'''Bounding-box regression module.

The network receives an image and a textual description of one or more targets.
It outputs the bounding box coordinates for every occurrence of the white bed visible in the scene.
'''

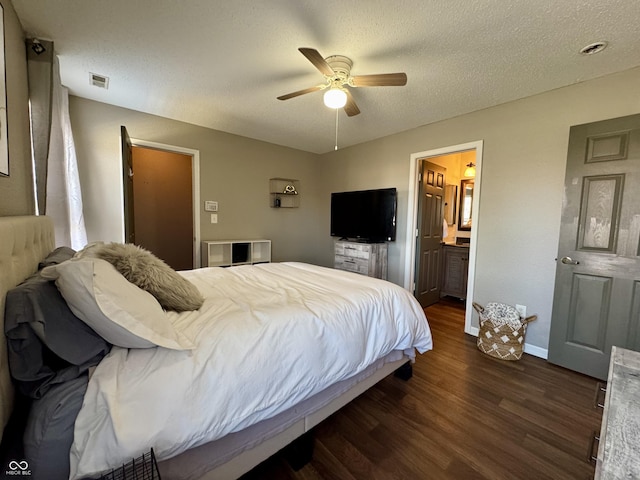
[0,216,432,480]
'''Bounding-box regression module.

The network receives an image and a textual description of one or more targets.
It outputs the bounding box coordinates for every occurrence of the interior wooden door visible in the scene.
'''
[414,160,445,307]
[132,146,194,271]
[548,113,640,380]
[120,126,135,243]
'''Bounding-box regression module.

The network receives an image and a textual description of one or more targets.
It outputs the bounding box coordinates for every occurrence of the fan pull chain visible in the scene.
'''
[334,108,339,151]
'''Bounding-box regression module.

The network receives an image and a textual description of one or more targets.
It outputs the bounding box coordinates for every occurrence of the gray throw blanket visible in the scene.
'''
[4,247,110,398]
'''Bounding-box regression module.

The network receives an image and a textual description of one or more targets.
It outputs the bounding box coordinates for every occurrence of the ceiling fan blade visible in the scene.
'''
[277,84,324,101]
[351,73,407,87]
[299,48,335,76]
[344,89,360,117]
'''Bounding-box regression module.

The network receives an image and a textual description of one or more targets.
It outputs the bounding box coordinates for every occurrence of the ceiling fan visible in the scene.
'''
[277,48,407,117]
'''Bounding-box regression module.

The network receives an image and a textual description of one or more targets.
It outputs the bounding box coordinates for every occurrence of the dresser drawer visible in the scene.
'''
[336,243,371,260]
[335,256,370,275]
[333,241,387,279]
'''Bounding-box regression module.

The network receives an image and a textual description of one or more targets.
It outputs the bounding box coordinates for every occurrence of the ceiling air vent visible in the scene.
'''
[90,73,109,89]
[579,41,608,56]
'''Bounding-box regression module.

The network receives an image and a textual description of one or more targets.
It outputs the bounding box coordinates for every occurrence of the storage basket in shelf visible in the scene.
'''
[100,449,160,480]
[473,302,537,361]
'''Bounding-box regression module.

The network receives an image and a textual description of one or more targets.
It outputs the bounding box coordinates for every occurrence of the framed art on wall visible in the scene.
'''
[0,3,8,176]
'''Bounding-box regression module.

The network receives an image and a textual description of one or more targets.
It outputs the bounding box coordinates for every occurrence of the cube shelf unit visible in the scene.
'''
[270,178,299,208]
[202,240,271,267]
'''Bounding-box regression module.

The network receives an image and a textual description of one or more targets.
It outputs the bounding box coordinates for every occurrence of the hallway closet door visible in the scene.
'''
[548,113,640,380]
[131,146,194,271]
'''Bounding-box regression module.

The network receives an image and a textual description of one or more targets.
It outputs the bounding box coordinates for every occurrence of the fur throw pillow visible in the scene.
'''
[77,242,204,312]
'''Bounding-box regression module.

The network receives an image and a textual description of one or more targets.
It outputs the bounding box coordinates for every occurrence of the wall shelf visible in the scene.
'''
[202,239,271,267]
[270,178,299,208]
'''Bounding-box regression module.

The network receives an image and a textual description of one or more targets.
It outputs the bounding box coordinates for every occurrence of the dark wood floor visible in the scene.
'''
[242,298,602,479]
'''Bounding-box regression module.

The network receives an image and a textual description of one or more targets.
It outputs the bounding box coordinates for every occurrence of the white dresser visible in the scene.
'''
[334,241,388,280]
[594,346,640,479]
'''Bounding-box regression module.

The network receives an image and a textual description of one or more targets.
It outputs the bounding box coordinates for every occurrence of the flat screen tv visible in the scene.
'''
[330,187,397,242]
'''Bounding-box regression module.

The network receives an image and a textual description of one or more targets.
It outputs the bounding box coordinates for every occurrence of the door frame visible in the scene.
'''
[119,137,201,268]
[405,140,484,334]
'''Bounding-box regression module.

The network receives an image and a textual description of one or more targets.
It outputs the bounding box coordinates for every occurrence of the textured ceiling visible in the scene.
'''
[13,0,640,154]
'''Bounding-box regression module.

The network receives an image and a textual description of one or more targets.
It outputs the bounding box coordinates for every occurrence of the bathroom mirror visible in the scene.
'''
[458,179,474,230]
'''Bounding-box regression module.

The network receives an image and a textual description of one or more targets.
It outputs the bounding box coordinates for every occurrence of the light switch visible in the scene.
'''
[205,201,218,212]
[210,213,218,224]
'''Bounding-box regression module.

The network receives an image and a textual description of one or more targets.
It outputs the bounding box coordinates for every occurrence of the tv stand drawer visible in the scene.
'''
[335,243,372,260]
[334,241,388,280]
[335,256,370,275]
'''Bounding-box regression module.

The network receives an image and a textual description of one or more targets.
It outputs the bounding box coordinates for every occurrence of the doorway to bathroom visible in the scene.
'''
[406,140,483,333]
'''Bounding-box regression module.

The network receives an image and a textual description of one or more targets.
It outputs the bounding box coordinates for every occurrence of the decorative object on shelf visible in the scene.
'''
[270,178,300,208]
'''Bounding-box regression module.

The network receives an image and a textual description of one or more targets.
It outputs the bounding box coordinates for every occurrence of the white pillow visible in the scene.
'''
[42,258,194,350]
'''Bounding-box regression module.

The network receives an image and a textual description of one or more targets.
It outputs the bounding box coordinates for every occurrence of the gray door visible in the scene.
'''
[548,113,640,380]
[415,160,445,307]
[121,125,135,244]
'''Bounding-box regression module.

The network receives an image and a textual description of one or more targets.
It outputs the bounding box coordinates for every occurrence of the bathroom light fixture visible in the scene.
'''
[323,88,347,109]
[464,162,476,177]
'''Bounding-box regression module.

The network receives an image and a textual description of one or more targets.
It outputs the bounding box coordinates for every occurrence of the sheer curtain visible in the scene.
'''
[29,44,87,249]
[45,57,87,248]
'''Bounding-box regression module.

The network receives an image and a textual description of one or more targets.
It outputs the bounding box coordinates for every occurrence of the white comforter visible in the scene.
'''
[69,262,432,479]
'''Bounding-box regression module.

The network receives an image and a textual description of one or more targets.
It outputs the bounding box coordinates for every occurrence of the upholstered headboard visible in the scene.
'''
[0,216,54,440]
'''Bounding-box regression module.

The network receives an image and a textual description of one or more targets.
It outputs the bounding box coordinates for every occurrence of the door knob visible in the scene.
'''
[560,256,580,265]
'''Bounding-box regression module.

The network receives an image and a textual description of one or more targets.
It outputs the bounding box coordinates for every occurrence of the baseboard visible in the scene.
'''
[465,326,548,360]
[523,343,548,359]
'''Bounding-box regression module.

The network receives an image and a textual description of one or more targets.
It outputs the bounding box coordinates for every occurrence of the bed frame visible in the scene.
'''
[0,215,412,479]
[159,353,410,480]
[0,216,55,441]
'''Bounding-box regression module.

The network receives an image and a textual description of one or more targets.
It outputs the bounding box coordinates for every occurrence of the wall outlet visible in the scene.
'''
[205,201,218,212]
[515,304,526,318]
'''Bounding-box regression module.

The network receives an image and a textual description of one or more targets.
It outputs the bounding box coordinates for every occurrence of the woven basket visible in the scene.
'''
[473,302,537,361]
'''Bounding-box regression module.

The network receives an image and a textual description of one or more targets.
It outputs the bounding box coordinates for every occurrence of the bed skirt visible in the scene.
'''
[158,350,407,480]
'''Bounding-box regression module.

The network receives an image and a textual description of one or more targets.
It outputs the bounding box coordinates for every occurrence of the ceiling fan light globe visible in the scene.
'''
[323,88,347,109]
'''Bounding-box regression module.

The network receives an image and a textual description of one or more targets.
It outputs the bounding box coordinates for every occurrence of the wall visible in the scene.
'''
[318,67,640,353]
[68,67,640,354]
[68,97,325,265]
[0,0,34,215]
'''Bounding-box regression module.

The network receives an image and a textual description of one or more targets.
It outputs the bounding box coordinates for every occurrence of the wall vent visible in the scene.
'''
[90,73,109,89]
